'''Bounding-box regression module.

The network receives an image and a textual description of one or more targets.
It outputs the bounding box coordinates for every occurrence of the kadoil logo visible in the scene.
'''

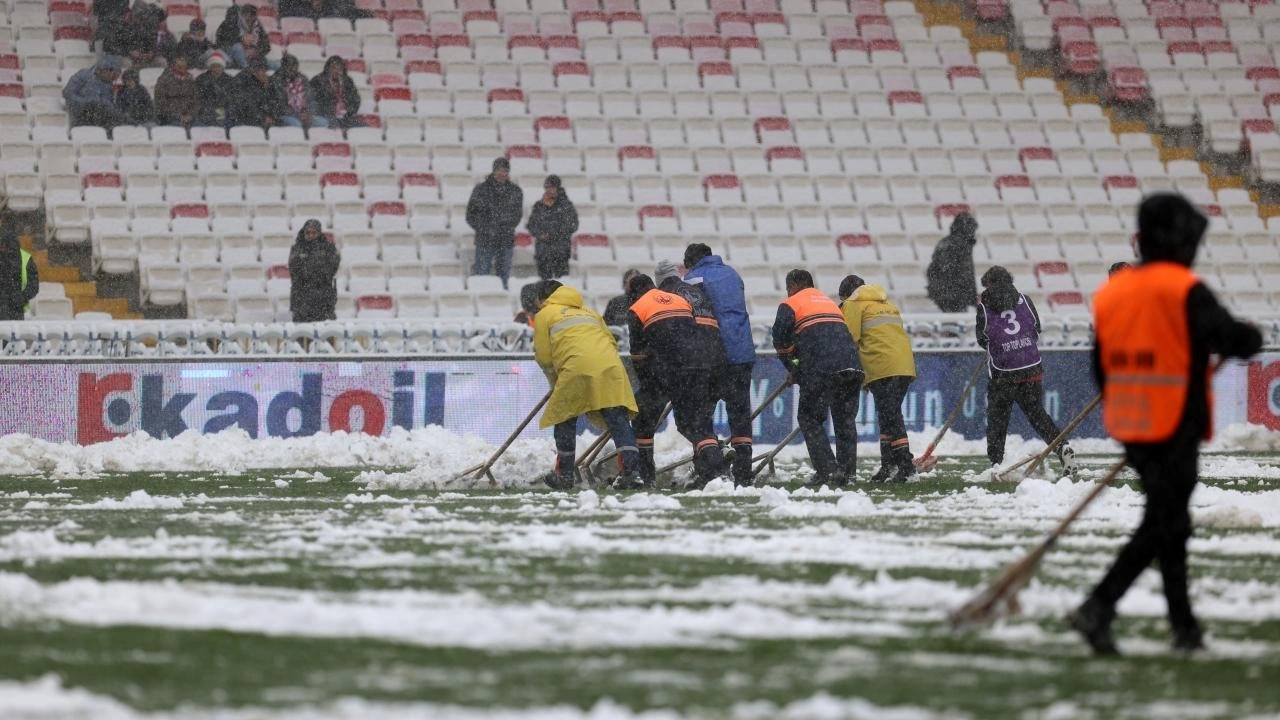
[76,370,445,444]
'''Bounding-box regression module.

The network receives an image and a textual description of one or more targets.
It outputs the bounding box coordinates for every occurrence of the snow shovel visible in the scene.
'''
[949,458,1126,629]
[994,394,1101,483]
[655,378,793,477]
[449,389,551,487]
[751,425,802,479]
[913,359,985,472]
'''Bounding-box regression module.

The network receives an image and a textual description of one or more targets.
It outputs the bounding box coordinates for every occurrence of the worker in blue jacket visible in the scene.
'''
[683,243,757,486]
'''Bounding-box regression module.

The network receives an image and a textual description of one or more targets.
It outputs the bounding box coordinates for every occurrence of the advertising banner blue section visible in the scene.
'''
[722,351,1103,444]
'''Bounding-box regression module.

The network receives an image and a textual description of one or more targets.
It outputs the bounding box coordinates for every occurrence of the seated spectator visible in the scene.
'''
[155,56,198,127]
[279,0,369,21]
[116,69,154,125]
[310,56,363,129]
[95,0,131,57]
[123,2,172,68]
[230,58,283,129]
[63,56,126,129]
[216,4,272,70]
[195,51,234,127]
[176,18,214,69]
[272,54,327,130]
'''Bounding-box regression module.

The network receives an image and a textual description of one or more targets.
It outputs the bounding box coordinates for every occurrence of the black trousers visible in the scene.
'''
[797,369,862,478]
[868,376,912,446]
[717,362,755,482]
[633,366,722,480]
[1089,434,1199,632]
[535,244,570,279]
[986,377,1061,465]
[554,406,638,477]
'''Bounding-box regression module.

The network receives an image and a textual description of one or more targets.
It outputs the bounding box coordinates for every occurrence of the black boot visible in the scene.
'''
[731,441,753,487]
[541,452,578,491]
[1171,619,1204,653]
[870,438,892,482]
[637,441,656,484]
[1066,598,1119,656]
[689,441,727,490]
[885,446,916,483]
[804,470,849,489]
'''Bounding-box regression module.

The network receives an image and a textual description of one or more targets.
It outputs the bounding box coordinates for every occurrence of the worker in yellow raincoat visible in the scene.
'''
[533,280,640,490]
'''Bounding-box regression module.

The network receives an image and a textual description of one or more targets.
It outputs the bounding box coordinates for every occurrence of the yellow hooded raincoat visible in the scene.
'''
[533,284,639,428]
[841,284,916,384]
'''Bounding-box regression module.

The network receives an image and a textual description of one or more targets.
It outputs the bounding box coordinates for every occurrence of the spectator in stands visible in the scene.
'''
[229,58,283,129]
[154,56,198,127]
[926,212,980,313]
[466,158,524,289]
[63,56,126,129]
[0,226,38,321]
[602,269,640,326]
[115,69,154,125]
[526,175,578,280]
[95,0,131,57]
[272,54,326,130]
[279,0,369,21]
[176,18,214,69]
[1108,261,1132,276]
[195,51,234,127]
[288,219,340,323]
[216,4,271,70]
[122,2,171,68]
[310,56,363,129]
[513,283,538,327]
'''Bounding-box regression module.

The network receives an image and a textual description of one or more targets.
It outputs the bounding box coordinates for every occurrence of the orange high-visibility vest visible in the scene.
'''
[629,288,693,328]
[1093,261,1209,442]
[783,287,845,335]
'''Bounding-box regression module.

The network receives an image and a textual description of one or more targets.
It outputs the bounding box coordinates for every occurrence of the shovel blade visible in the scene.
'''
[913,455,940,471]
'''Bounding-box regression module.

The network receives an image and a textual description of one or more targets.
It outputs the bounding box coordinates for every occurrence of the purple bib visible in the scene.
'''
[982,294,1041,371]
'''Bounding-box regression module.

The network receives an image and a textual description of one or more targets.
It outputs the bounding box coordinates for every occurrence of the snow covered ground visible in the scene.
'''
[0,425,1278,719]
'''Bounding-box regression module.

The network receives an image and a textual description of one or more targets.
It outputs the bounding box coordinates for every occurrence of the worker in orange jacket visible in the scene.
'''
[1068,194,1262,655]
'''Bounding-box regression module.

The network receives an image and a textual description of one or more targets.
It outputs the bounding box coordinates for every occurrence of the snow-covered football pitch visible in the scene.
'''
[0,426,1278,720]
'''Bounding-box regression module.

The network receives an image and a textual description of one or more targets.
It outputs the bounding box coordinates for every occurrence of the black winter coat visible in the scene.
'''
[229,72,283,128]
[195,70,234,126]
[466,176,524,246]
[216,7,270,58]
[288,233,340,322]
[526,189,578,259]
[309,73,361,121]
[0,239,38,321]
[116,85,154,125]
[926,215,979,313]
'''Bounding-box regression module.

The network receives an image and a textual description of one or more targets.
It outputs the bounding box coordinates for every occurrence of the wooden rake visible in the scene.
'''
[448,390,551,487]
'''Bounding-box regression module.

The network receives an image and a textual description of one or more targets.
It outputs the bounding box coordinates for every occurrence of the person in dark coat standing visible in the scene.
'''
[288,219,340,323]
[310,56,363,129]
[466,157,524,289]
[1068,194,1263,656]
[926,213,980,313]
[526,174,578,280]
[0,226,38,320]
[772,269,864,488]
[229,58,282,129]
[684,243,757,486]
[976,266,1078,475]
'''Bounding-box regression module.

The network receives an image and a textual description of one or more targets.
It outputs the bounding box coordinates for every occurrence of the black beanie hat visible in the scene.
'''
[837,274,865,301]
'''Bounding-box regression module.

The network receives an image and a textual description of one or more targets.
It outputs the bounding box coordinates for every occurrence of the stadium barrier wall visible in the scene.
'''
[0,351,1276,445]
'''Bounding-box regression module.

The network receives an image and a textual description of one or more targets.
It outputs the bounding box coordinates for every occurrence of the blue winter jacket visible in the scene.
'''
[684,254,756,365]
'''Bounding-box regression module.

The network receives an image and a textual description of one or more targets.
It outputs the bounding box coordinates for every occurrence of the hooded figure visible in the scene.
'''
[216,3,270,68]
[62,56,125,128]
[926,213,979,313]
[839,274,917,483]
[1068,193,1263,657]
[526,174,578,280]
[466,157,524,287]
[310,56,363,128]
[532,281,640,490]
[0,226,38,321]
[272,54,326,129]
[287,219,340,323]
